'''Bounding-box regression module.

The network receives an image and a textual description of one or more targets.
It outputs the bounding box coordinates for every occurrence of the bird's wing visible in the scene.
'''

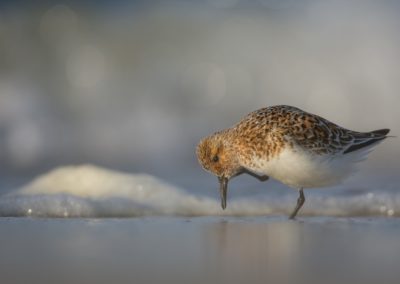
[281,112,349,155]
[342,129,390,154]
[283,111,390,155]
[236,105,389,156]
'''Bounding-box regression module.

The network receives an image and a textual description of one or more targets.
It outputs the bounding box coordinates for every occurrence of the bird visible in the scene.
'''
[196,105,390,219]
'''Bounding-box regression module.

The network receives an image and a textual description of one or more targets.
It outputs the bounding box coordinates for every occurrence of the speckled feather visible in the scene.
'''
[197,105,390,189]
[232,105,388,158]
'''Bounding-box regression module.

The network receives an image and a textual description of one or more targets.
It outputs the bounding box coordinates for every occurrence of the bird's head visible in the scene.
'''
[196,132,241,210]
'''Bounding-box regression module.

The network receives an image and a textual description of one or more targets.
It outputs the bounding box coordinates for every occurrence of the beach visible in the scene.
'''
[1,216,399,284]
[0,1,400,283]
[0,165,399,284]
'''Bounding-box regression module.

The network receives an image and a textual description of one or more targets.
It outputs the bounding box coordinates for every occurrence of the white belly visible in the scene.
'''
[247,147,357,189]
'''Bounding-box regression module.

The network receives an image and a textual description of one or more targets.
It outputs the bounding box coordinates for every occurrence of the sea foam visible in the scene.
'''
[0,164,398,218]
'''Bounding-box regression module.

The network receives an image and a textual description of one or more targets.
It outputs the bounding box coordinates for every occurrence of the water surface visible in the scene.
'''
[1,217,399,284]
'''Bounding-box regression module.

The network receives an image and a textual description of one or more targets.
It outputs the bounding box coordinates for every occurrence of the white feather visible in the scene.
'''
[246,141,383,189]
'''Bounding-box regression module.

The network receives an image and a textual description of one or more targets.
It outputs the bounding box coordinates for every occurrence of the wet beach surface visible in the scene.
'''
[1,165,400,284]
[1,216,399,284]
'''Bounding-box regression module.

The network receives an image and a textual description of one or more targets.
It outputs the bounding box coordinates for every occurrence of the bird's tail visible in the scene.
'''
[343,128,390,154]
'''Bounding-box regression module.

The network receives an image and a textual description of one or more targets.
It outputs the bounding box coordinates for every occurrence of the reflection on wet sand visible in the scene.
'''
[0,217,399,284]
[203,218,400,284]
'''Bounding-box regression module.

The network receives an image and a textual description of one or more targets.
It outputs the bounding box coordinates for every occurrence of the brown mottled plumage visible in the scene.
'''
[196,105,390,219]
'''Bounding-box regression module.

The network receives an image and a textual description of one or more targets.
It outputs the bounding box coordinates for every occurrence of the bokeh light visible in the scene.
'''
[0,0,398,179]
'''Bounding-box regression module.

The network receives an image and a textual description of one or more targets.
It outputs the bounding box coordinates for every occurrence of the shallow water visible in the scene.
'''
[1,216,399,284]
[1,165,400,284]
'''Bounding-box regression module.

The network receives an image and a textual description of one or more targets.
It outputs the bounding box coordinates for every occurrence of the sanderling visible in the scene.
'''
[196,105,390,219]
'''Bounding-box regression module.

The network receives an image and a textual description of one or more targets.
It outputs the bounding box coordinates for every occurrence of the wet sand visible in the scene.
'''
[1,216,399,284]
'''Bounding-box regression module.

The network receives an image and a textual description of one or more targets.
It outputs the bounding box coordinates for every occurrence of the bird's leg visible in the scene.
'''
[243,169,269,182]
[231,168,269,182]
[289,188,305,220]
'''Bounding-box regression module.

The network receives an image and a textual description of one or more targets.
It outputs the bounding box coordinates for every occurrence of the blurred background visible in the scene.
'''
[2,3,400,283]
[0,0,399,191]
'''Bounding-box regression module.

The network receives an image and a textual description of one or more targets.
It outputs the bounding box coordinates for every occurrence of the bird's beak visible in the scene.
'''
[218,176,228,210]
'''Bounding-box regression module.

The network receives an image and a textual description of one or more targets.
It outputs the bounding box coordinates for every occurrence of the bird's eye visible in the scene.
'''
[212,155,219,162]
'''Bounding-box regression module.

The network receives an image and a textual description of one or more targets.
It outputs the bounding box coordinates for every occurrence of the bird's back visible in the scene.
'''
[235,105,390,156]
[233,105,390,188]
